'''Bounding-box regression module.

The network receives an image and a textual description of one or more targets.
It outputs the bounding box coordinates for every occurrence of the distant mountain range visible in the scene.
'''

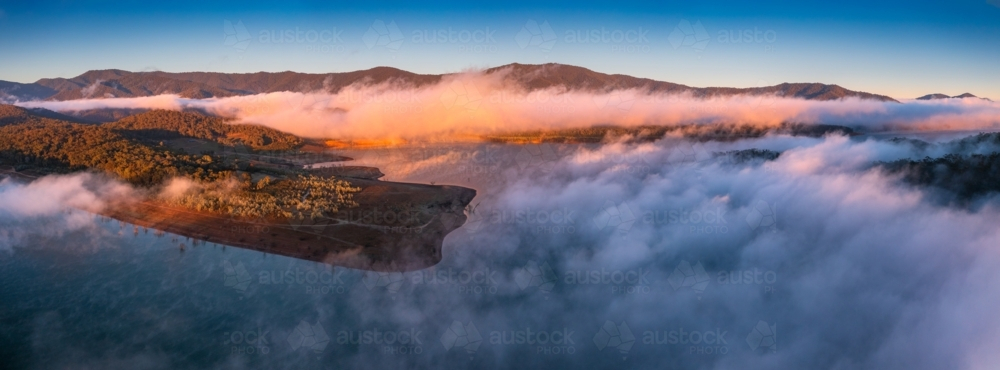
[916,93,992,101]
[0,63,906,103]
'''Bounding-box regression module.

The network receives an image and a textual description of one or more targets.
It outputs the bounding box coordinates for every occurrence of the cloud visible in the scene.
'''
[0,173,131,216]
[15,70,1000,140]
[157,177,198,200]
[17,94,185,111]
[80,79,105,98]
[0,173,135,253]
[308,134,1000,368]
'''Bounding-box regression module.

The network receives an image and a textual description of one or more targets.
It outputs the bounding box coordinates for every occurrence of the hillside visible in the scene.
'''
[0,80,56,102]
[1,63,898,102]
[916,93,992,101]
[28,67,441,100]
[879,152,1000,203]
[36,71,238,100]
[0,105,222,185]
[486,63,899,102]
[0,105,94,126]
[106,110,302,151]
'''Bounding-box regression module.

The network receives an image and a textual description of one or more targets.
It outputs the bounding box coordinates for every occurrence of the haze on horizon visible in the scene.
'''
[1,0,999,100]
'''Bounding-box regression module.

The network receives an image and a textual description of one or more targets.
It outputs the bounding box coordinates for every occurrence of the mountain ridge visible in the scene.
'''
[916,92,992,101]
[0,63,902,103]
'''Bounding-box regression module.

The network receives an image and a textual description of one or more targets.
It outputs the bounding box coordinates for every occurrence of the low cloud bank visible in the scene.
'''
[16,71,1000,140]
[313,134,1000,369]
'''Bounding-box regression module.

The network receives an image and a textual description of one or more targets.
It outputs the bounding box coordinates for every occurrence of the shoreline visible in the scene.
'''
[1,164,477,272]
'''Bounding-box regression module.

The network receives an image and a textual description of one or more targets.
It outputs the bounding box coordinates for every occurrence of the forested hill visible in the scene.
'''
[877,133,1000,204]
[106,110,302,151]
[0,105,227,186]
[0,104,359,220]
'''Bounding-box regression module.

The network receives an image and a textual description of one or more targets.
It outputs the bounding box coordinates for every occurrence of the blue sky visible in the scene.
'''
[1,0,998,99]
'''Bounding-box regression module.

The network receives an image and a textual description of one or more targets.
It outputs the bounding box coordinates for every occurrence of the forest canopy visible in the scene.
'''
[107,109,302,151]
[0,105,357,220]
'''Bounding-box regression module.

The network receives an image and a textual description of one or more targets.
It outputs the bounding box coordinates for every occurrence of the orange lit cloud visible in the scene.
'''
[17,71,1000,140]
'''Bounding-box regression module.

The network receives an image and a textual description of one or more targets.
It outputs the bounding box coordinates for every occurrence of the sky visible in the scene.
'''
[0,0,999,100]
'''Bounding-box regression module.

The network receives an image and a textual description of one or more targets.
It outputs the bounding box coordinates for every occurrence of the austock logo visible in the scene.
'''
[224,260,348,295]
[668,20,710,52]
[362,263,406,295]
[410,26,498,53]
[563,267,653,294]
[224,20,252,51]
[595,320,733,358]
[462,194,579,236]
[223,260,252,292]
[223,20,345,53]
[363,20,404,51]
[513,260,558,294]
[563,26,651,54]
[487,327,577,354]
[642,327,730,355]
[667,19,776,53]
[336,207,424,230]
[592,91,636,112]
[665,142,711,164]
[442,321,574,355]
[288,320,330,353]
[335,328,424,355]
[667,260,711,295]
[643,207,729,235]
[257,266,348,295]
[716,27,777,49]
[718,268,777,293]
[225,327,271,355]
[410,267,500,295]
[669,260,778,295]
[515,20,557,52]
[745,200,777,232]
[513,144,560,173]
[593,320,635,359]
[593,201,637,235]
[285,93,332,111]
[746,320,776,353]
[482,207,579,234]
[576,147,656,178]
[440,80,484,112]
[455,145,504,181]
[441,320,483,355]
